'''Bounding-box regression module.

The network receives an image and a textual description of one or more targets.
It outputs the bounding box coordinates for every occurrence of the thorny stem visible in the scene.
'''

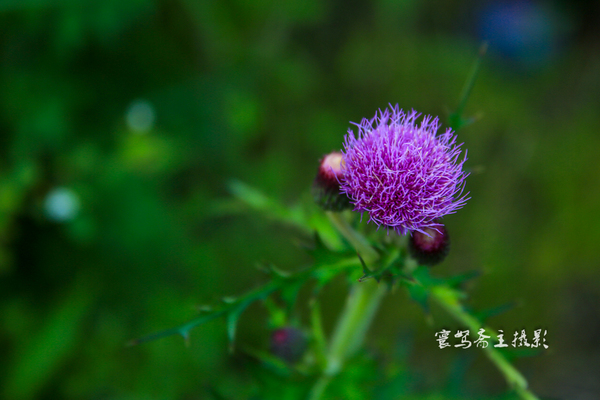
[326,211,379,261]
[431,286,540,400]
[310,211,539,400]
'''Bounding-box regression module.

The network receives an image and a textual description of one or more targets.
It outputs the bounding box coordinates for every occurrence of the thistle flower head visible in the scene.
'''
[340,105,469,235]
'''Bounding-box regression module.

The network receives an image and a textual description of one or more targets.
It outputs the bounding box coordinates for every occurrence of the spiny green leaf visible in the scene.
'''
[130,256,358,346]
[357,244,404,283]
[130,244,361,347]
[357,252,379,282]
[129,279,279,346]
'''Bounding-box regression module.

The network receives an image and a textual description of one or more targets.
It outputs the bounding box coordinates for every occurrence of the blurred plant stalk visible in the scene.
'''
[308,212,387,400]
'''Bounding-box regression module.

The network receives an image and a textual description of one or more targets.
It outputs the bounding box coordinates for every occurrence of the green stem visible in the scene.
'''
[308,213,386,400]
[456,42,486,118]
[309,278,387,400]
[315,212,538,400]
[325,279,387,375]
[449,41,487,131]
[326,212,379,261]
[431,286,539,400]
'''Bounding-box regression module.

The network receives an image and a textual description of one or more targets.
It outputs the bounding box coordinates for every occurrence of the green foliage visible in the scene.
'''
[130,182,539,399]
[128,227,360,349]
[1,1,597,399]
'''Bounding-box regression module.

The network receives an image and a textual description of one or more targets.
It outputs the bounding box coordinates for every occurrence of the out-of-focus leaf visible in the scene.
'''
[3,277,93,400]
[129,253,358,347]
[227,180,302,225]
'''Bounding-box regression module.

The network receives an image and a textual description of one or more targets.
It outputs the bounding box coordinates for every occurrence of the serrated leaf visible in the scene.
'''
[130,273,281,346]
[130,249,358,347]
[357,252,378,282]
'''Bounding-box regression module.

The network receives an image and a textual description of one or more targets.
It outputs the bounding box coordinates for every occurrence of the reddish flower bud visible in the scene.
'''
[312,151,351,211]
[270,327,307,364]
[408,224,450,266]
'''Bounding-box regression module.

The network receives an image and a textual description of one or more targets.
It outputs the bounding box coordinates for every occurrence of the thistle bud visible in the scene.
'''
[270,327,307,364]
[312,151,351,211]
[408,225,450,266]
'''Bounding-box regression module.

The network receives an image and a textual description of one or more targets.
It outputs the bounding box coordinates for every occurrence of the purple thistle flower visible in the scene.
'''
[340,105,469,235]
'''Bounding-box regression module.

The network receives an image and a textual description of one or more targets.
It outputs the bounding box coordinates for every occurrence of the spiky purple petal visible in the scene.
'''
[340,105,469,235]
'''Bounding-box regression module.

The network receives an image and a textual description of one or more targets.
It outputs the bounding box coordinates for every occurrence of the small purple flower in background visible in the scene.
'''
[340,105,469,235]
[270,327,307,364]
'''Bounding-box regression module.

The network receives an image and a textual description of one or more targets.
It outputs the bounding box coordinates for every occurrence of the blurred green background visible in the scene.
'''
[1,0,599,399]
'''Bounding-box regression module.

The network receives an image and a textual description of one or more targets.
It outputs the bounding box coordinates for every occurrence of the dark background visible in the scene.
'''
[1,0,599,399]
